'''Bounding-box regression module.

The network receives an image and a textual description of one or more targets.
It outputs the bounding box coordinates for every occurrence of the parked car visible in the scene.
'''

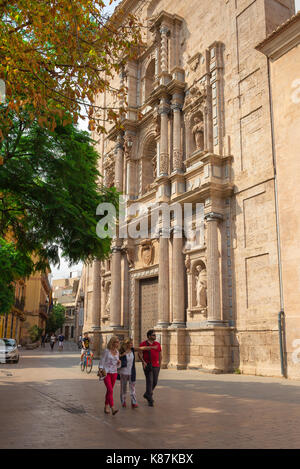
[0,339,20,364]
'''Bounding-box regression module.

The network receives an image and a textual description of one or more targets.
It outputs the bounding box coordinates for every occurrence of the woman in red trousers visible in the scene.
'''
[98,336,120,415]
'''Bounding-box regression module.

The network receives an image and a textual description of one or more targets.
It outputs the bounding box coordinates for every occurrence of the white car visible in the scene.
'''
[0,339,20,364]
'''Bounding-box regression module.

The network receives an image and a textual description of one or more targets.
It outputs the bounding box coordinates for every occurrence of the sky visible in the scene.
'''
[51,0,300,280]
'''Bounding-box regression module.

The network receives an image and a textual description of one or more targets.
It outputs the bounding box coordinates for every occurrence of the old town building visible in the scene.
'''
[82,0,300,378]
[0,270,52,344]
[256,11,300,377]
[52,274,81,341]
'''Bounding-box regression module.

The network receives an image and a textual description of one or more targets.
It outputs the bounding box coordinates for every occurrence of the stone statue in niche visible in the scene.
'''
[195,265,207,309]
[154,112,161,138]
[192,116,204,151]
[105,284,111,316]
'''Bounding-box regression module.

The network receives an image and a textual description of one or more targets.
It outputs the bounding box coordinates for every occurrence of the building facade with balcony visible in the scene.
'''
[0,271,52,344]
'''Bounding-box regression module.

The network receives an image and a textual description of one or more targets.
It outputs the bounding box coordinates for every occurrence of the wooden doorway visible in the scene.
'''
[139,277,158,343]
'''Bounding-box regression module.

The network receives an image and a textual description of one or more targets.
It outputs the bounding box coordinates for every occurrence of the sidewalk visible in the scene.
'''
[1,347,300,448]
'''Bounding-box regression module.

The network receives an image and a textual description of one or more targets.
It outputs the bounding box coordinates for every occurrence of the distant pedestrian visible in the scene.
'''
[138,330,162,407]
[41,334,46,348]
[118,338,157,409]
[50,333,56,351]
[58,333,65,351]
[78,335,82,350]
[98,336,120,415]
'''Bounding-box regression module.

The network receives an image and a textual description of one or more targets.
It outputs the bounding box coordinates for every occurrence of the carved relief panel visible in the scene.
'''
[183,42,225,160]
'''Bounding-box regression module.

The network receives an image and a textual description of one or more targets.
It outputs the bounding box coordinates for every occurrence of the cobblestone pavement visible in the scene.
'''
[1,343,300,449]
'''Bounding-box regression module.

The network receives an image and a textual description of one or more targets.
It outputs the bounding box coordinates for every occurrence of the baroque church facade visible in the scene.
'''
[79,0,300,378]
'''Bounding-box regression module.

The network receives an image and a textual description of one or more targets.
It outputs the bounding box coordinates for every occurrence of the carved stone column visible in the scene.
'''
[124,131,135,198]
[171,226,186,327]
[205,212,223,324]
[158,97,170,176]
[155,29,161,83]
[109,244,122,329]
[88,260,101,357]
[160,25,169,73]
[157,229,170,327]
[171,99,183,173]
[90,260,101,330]
[184,114,192,159]
[114,133,124,193]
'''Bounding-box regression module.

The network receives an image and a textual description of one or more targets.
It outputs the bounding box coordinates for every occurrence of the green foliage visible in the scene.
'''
[0,110,119,315]
[28,325,43,343]
[0,110,118,268]
[0,237,33,315]
[46,303,66,334]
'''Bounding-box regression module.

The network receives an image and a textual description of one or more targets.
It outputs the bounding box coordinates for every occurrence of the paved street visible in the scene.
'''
[1,342,300,449]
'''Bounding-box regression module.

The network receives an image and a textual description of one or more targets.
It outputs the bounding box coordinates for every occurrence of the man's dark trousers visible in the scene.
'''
[144,366,160,403]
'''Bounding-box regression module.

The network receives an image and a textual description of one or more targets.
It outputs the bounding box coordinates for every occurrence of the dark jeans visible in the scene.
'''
[143,366,160,403]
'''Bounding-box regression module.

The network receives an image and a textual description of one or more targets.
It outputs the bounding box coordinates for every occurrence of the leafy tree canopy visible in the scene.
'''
[46,303,66,334]
[0,0,141,138]
[0,236,33,315]
[0,109,118,272]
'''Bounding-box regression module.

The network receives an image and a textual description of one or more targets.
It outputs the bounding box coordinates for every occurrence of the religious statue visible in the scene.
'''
[154,112,160,138]
[195,265,207,309]
[105,284,111,315]
[192,116,204,151]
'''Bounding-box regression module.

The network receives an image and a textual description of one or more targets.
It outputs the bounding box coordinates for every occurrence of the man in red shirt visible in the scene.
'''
[138,329,162,407]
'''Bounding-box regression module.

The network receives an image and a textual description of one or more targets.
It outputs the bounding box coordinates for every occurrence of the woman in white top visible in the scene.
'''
[98,336,121,415]
[119,338,157,409]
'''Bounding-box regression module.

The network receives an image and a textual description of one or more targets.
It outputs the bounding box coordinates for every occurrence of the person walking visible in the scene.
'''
[41,333,46,348]
[138,329,162,407]
[78,335,82,350]
[50,333,56,351]
[58,333,64,351]
[118,338,157,409]
[98,336,121,415]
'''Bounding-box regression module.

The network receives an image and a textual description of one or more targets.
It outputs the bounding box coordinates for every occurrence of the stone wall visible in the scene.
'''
[82,0,298,377]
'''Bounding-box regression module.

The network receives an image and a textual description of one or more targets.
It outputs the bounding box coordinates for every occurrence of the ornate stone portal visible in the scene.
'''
[82,0,294,376]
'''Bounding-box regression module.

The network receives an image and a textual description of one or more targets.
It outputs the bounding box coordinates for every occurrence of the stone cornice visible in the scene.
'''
[169,181,234,205]
[149,10,184,31]
[256,12,300,60]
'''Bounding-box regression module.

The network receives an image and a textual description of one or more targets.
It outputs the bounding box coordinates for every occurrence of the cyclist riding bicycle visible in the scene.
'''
[80,332,93,363]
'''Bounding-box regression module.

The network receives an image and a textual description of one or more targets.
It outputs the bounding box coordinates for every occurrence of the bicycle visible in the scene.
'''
[80,349,93,373]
